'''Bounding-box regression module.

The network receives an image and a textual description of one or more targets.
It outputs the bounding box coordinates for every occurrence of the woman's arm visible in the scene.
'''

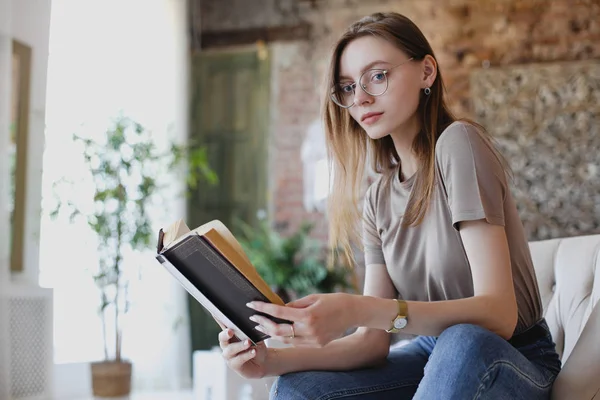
[249,220,517,355]
[352,220,518,339]
[261,262,397,376]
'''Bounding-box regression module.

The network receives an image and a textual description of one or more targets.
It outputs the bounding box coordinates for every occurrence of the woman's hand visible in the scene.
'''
[247,293,357,347]
[218,328,269,379]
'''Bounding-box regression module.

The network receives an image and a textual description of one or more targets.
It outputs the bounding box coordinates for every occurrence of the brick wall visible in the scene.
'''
[268,42,327,240]
[305,0,600,114]
[195,0,600,279]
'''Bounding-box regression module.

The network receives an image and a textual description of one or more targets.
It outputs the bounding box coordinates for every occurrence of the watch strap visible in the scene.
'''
[386,299,408,333]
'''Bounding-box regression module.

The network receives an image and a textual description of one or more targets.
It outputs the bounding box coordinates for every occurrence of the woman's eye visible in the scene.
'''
[371,72,385,82]
[340,84,354,93]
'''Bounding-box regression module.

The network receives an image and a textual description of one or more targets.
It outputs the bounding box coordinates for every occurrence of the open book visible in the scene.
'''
[155,219,291,344]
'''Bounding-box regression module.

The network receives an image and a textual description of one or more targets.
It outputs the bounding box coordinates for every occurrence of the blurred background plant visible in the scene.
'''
[49,113,217,365]
[236,218,356,303]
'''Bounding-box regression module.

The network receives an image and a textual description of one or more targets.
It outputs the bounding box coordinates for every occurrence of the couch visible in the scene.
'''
[230,234,600,400]
[529,234,600,399]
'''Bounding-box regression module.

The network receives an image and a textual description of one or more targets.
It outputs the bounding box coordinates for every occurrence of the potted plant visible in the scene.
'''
[236,219,356,303]
[50,114,216,397]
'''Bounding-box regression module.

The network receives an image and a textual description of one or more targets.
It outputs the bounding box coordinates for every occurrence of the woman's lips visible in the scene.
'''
[361,112,383,125]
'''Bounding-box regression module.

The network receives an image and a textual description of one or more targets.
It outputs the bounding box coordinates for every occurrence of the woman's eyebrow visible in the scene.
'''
[338,60,391,80]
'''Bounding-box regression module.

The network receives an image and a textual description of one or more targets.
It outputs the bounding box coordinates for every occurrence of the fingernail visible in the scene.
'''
[249,316,257,322]
[255,325,265,333]
[246,302,255,309]
[251,349,256,355]
[245,340,251,346]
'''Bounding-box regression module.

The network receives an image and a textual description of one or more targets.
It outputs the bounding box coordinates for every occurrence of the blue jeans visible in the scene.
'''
[270,320,561,399]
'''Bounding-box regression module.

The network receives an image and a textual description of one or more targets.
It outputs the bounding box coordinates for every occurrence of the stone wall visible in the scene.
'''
[472,61,600,241]
[194,0,600,266]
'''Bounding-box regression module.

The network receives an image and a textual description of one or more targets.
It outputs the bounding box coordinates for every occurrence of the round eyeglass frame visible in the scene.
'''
[330,57,414,109]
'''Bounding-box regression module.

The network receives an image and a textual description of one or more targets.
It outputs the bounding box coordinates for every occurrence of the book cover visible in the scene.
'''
[155,219,291,344]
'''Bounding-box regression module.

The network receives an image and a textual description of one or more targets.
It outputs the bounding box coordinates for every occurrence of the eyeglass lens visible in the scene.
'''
[332,69,388,108]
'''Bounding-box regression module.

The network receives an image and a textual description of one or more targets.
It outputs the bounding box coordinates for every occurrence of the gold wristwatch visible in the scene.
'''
[385,299,408,333]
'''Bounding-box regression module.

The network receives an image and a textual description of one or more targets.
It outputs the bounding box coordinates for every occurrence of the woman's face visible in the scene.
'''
[337,36,424,141]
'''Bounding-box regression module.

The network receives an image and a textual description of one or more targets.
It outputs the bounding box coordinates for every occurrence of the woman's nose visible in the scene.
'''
[353,85,374,106]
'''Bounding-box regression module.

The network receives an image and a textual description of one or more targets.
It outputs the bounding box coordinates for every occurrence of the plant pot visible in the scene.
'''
[90,360,132,397]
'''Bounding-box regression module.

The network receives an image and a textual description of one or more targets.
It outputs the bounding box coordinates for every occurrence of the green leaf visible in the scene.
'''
[234,218,352,297]
[49,208,59,219]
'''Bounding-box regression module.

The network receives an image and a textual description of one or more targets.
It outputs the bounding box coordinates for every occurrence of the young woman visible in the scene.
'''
[217,12,561,399]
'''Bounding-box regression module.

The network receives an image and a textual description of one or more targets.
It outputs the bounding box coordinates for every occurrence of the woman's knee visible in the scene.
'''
[432,324,503,365]
[270,371,334,400]
[270,373,303,400]
[439,323,499,346]
[418,324,503,390]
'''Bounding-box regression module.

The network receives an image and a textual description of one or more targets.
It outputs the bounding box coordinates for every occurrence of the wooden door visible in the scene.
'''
[187,48,270,352]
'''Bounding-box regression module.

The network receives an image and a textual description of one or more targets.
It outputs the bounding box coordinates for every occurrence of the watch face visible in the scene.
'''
[394,318,407,330]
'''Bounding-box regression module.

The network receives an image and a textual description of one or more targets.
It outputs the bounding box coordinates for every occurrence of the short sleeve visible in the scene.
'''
[436,122,507,231]
[362,183,386,265]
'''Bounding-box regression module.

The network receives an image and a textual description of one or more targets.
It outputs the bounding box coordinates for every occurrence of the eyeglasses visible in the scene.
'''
[330,58,414,109]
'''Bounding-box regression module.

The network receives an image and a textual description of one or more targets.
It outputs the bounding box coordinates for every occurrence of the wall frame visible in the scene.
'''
[9,39,31,272]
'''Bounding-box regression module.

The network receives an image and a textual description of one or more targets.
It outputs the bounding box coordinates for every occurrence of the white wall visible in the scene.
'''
[2,0,192,395]
[0,0,13,396]
[0,0,12,289]
[0,0,52,286]
[41,0,192,393]
[1,0,52,398]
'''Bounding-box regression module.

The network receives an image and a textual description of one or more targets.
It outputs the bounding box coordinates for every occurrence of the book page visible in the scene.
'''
[193,220,253,267]
[162,219,191,249]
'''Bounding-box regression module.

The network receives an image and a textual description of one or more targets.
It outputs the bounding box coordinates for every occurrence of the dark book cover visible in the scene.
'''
[157,233,291,344]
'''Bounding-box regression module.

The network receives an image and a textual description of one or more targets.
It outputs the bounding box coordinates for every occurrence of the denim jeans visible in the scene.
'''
[270,319,561,400]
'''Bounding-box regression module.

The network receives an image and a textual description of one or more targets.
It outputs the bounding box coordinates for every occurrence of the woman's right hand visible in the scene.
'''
[218,328,269,379]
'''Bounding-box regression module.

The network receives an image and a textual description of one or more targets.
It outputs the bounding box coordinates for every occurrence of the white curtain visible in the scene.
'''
[39,0,191,390]
[301,119,331,213]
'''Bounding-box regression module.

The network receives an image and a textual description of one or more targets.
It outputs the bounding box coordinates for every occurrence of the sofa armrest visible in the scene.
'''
[551,302,600,400]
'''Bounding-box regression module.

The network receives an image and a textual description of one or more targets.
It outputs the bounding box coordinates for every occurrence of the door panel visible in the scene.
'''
[187,48,270,352]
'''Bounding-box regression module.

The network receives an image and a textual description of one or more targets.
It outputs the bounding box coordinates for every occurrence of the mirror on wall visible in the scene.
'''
[9,39,31,273]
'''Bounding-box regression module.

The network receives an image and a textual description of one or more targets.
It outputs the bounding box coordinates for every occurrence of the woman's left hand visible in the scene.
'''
[247,293,357,347]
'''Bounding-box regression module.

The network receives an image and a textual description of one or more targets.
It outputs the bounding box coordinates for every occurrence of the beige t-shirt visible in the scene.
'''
[362,121,542,335]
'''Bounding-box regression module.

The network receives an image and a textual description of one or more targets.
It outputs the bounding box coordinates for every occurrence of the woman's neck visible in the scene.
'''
[390,118,421,181]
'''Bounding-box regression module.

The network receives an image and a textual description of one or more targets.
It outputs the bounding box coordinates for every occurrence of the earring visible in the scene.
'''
[424,87,431,95]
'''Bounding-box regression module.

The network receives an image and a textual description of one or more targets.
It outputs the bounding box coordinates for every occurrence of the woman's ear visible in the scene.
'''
[422,55,437,88]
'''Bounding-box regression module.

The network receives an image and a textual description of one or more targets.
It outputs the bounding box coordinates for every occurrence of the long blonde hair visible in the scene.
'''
[323,12,507,267]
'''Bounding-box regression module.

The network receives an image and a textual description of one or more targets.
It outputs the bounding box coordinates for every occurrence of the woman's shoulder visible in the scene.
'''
[435,120,499,163]
[435,120,481,153]
[434,119,510,186]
